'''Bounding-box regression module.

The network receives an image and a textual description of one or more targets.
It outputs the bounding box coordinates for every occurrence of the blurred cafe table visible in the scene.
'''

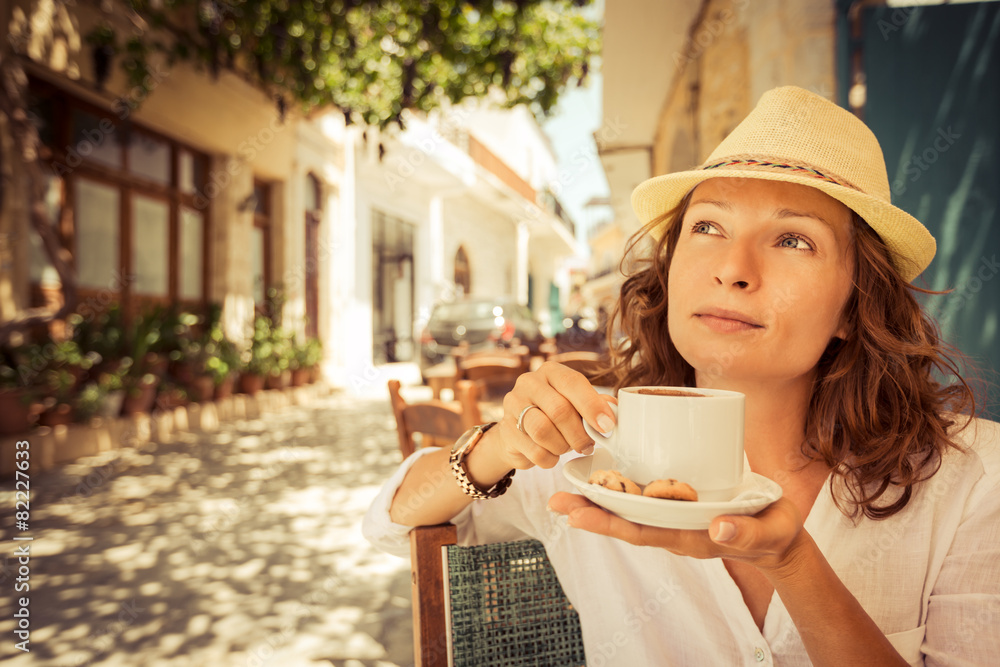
[423,359,458,400]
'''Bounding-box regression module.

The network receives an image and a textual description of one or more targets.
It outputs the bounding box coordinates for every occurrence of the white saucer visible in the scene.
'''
[562,450,783,530]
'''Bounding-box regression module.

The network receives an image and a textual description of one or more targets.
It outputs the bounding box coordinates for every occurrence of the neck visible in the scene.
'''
[694,372,823,478]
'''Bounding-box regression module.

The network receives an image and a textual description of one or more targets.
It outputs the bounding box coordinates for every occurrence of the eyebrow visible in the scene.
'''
[687,199,832,229]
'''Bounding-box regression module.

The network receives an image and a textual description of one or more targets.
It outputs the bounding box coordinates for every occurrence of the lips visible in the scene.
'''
[694,307,764,330]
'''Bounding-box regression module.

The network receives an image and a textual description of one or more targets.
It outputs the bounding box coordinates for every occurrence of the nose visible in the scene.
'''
[712,240,760,290]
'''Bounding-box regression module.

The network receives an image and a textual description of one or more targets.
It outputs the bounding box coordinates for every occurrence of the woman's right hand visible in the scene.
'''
[484,360,619,471]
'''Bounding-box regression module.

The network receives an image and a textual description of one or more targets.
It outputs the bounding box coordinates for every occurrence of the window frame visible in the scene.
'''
[27,77,211,317]
[252,179,274,314]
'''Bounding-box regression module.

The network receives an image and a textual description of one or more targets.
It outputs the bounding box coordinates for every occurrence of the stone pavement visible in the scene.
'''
[0,387,426,667]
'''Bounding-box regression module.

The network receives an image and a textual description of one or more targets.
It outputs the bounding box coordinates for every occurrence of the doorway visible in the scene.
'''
[372,209,415,363]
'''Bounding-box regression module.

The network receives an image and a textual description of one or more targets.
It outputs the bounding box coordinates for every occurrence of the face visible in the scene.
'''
[667,178,855,388]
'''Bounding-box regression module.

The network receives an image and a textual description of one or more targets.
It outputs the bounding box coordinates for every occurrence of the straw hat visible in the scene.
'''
[631,86,935,282]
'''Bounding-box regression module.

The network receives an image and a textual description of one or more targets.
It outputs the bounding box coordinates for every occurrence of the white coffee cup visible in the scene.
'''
[583,386,745,502]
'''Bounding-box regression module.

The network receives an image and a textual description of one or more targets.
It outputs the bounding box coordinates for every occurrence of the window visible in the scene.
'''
[454,246,471,295]
[252,181,272,308]
[27,79,210,314]
[128,131,171,185]
[179,208,204,301]
[131,194,170,296]
[75,178,120,289]
[304,174,322,339]
[372,210,415,363]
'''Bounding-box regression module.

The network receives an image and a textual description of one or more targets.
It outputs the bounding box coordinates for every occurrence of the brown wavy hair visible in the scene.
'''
[595,191,979,520]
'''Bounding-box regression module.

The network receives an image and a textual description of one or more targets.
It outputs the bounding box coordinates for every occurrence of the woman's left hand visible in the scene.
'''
[547,492,807,574]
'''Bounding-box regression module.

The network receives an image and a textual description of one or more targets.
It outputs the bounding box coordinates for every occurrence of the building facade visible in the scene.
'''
[0,0,581,393]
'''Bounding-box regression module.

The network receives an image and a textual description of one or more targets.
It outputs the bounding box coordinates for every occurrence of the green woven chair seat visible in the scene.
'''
[446,539,586,666]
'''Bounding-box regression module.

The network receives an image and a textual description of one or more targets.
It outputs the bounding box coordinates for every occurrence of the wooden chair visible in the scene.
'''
[547,350,605,380]
[388,380,483,458]
[455,349,529,401]
[410,524,586,667]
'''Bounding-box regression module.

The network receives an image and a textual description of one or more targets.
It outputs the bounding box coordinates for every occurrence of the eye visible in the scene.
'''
[777,234,813,251]
[691,221,721,235]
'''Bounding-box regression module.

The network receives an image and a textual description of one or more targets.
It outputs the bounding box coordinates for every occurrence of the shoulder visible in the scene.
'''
[935,416,1000,508]
[948,416,1000,476]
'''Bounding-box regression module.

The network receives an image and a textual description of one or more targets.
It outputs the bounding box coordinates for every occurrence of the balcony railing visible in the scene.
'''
[436,123,578,238]
[468,135,536,203]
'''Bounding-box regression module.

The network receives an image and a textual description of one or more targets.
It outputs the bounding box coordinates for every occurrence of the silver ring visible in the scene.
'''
[516,404,542,435]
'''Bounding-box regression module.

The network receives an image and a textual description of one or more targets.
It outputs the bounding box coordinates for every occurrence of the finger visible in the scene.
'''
[502,391,575,461]
[522,363,616,449]
[547,491,596,514]
[515,436,566,469]
[549,492,723,557]
[709,497,802,557]
[522,392,595,454]
[548,491,666,548]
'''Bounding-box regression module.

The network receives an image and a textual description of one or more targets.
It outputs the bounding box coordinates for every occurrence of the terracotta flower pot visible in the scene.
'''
[291,368,310,387]
[187,374,215,402]
[155,387,189,410]
[266,370,291,390]
[121,377,159,415]
[170,360,198,385]
[38,402,73,427]
[214,374,235,400]
[0,389,42,435]
[239,373,265,396]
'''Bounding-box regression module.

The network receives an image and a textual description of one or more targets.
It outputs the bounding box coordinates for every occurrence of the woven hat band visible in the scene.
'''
[701,155,861,191]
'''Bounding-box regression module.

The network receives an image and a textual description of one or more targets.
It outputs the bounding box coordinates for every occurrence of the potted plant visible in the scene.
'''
[207,333,240,400]
[239,316,273,395]
[0,346,43,435]
[290,337,323,386]
[119,310,165,415]
[37,367,76,427]
[289,337,309,387]
[303,338,323,383]
[265,326,293,389]
[155,381,189,410]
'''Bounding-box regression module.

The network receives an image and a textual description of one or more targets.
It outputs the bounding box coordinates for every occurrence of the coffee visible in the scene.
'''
[636,388,706,397]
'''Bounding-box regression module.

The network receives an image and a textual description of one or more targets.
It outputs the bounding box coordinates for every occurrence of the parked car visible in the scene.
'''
[555,311,607,353]
[419,298,544,370]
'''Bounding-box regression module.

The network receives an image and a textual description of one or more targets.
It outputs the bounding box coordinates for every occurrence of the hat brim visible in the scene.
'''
[631,170,935,283]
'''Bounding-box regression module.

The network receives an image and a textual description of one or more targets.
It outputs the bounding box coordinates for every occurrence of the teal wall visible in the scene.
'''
[838,1,1000,418]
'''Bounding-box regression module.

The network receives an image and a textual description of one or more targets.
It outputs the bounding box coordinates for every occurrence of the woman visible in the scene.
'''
[364,86,999,665]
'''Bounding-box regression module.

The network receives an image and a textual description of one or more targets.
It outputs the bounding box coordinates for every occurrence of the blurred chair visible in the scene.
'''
[388,380,483,459]
[547,350,605,380]
[453,376,505,424]
[456,355,524,401]
[410,523,586,667]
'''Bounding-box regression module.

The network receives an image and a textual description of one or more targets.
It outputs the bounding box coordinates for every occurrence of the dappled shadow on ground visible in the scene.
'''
[0,392,415,667]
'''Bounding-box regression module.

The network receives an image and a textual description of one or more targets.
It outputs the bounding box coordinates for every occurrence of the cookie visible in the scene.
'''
[642,478,698,502]
[588,469,642,495]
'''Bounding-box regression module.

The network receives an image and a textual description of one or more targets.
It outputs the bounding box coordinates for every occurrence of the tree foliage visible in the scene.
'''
[90,0,600,127]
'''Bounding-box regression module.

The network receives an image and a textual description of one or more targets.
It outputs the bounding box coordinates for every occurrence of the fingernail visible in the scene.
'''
[596,414,615,433]
[713,521,736,542]
[581,443,595,455]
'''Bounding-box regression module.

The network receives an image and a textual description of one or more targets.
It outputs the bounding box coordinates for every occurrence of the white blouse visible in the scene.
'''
[363,418,1000,666]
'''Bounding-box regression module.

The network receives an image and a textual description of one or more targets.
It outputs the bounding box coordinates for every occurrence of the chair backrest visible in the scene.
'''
[456,352,527,400]
[410,524,586,667]
[547,351,605,380]
[388,380,482,458]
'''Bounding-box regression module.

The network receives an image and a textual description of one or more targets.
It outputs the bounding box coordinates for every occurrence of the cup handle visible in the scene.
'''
[582,403,617,446]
